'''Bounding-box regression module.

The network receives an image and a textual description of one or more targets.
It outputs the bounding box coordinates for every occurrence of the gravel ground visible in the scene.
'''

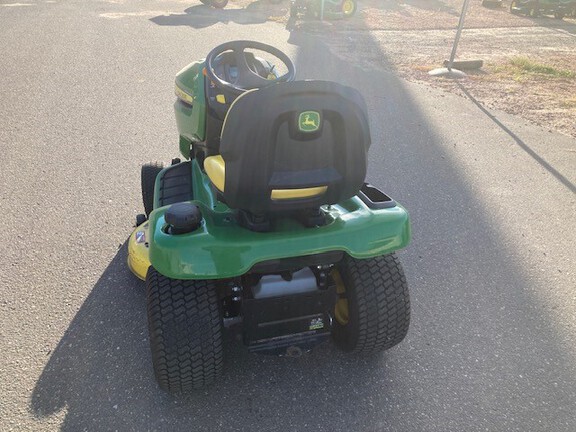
[231,0,576,138]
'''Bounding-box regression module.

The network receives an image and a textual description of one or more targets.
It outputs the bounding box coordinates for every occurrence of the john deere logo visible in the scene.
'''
[298,111,321,133]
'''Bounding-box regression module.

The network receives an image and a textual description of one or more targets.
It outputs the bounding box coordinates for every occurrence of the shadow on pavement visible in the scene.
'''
[457,82,576,194]
[31,21,576,432]
[150,4,270,29]
[30,243,392,431]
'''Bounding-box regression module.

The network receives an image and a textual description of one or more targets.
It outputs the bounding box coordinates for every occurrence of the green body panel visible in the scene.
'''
[174,60,207,158]
[148,160,411,280]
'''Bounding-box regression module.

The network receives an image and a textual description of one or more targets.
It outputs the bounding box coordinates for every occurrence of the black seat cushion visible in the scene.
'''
[219,80,371,213]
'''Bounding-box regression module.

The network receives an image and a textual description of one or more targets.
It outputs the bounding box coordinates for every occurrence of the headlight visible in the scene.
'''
[175,84,194,105]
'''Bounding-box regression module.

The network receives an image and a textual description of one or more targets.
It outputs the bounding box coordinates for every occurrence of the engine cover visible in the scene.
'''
[242,281,336,354]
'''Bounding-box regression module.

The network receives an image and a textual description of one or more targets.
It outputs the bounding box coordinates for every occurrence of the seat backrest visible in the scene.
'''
[218,80,371,213]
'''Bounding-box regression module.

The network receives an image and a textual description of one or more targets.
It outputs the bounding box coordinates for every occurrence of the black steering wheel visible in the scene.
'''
[205,41,296,95]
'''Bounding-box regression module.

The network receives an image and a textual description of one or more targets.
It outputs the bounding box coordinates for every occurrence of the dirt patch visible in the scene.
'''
[412,54,576,137]
[230,0,576,138]
[356,0,574,30]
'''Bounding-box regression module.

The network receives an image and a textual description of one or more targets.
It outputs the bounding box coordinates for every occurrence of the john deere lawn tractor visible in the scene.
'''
[289,0,358,19]
[510,0,575,18]
[128,41,411,394]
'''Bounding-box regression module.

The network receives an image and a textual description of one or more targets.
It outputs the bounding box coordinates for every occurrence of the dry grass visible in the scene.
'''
[560,97,576,108]
[492,56,576,81]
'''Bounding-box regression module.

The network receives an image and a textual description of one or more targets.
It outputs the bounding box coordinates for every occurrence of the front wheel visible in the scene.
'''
[332,254,410,353]
[146,268,224,393]
[141,162,163,218]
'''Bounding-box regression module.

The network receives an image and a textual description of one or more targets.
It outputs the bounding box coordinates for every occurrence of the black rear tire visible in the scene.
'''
[146,268,224,393]
[332,254,410,353]
[141,162,163,218]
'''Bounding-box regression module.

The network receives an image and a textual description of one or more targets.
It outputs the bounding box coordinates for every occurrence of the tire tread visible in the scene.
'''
[141,162,163,217]
[146,268,223,393]
[334,254,410,353]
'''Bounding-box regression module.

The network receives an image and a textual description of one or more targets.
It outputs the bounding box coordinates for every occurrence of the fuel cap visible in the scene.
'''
[165,202,202,234]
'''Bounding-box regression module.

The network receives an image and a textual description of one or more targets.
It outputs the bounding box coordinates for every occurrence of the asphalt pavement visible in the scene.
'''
[1,0,575,431]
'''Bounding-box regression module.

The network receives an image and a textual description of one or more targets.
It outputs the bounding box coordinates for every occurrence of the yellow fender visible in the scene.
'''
[127,222,151,281]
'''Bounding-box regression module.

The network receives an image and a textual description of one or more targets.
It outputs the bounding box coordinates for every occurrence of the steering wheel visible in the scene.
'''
[205,41,296,95]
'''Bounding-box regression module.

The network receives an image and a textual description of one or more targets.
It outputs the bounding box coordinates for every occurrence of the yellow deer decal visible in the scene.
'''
[298,111,321,132]
[302,114,318,129]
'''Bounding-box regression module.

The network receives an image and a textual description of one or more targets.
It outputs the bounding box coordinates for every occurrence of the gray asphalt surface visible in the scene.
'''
[1,0,575,431]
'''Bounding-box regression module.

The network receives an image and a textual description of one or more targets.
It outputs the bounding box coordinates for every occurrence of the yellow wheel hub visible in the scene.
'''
[332,269,349,325]
[342,0,355,15]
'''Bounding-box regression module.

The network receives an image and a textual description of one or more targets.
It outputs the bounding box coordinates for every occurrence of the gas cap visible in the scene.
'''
[165,202,202,234]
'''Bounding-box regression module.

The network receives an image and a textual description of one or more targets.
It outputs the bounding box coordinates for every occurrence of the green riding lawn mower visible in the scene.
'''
[289,0,358,19]
[128,41,411,394]
[510,0,576,18]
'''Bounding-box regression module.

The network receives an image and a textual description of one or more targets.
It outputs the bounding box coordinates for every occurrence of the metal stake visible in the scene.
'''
[429,0,474,79]
[447,0,472,71]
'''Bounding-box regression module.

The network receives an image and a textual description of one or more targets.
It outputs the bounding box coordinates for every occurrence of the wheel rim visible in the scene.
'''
[342,0,355,15]
[332,269,349,325]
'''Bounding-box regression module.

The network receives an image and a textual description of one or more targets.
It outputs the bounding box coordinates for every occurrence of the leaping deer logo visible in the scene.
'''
[302,114,318,128]
[298,111,321,132]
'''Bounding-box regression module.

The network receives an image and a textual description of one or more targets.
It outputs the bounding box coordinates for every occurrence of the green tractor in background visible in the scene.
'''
[289,0,358,19]
[510,0,576,18]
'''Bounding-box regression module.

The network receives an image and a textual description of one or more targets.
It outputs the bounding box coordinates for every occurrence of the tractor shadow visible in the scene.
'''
[29,243,391,431]
[150,2,282,29]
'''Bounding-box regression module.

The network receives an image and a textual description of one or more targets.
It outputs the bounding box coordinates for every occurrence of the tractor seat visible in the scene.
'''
[204,80,371,217]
